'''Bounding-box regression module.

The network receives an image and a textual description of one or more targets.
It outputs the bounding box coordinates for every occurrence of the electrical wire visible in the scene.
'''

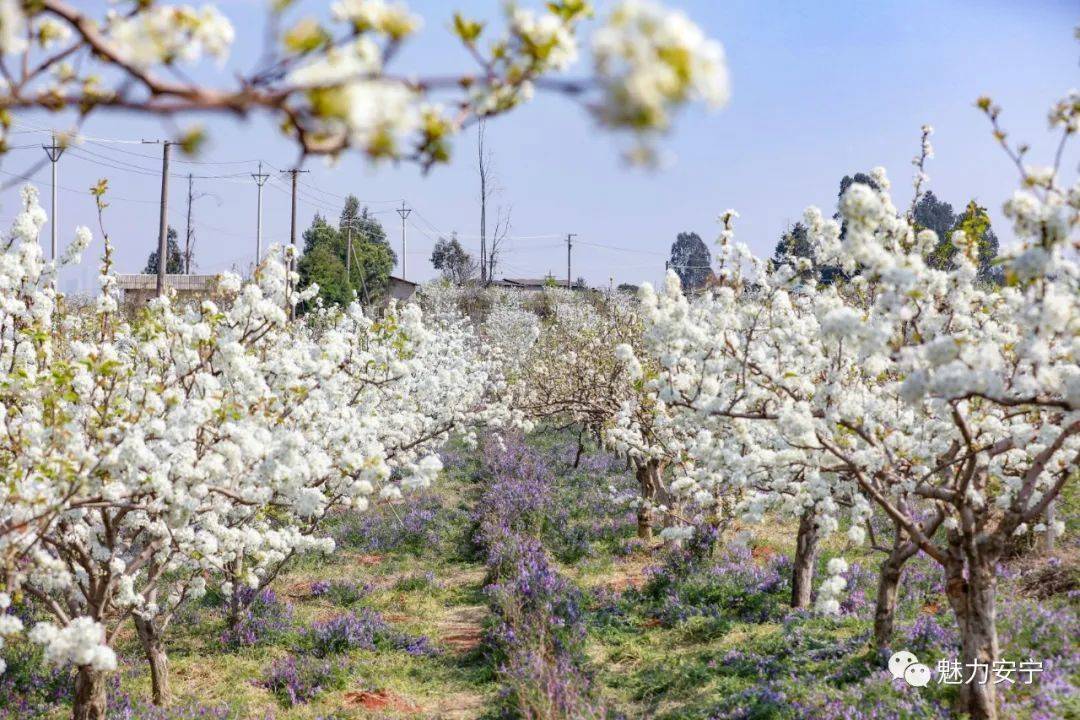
[7,122,680,283]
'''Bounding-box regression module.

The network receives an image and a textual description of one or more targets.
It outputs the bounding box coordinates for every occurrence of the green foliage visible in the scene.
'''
[452,12,484,43]
[668,231,711,290]
[297,196,396,310]
[955,200,1004,284]
[918,194,1002,284]
[431,235,478,285]
[143,226,184,274]
[298,237,351,307]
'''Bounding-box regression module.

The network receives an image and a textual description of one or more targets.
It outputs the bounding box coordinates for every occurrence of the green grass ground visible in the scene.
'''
[8,432,1077,719]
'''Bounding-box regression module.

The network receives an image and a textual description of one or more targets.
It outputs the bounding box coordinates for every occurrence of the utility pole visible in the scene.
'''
[41,133,65,261]
[143,140,173,297]
[566,233,577,290]
[343,217,371,306]
[251,161,269,269]
[184,174,194,274]
[396,201,411,281]
[346,221,352,277]
[284,168,309,318]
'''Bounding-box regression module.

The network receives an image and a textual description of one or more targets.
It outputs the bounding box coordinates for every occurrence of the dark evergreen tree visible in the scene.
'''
[915,194,1002,284]
[770,222,813,282]
[837,172,880,201]
[952,200,1003,285]
[913,190,956,248]
[668,231,711,290]
[770,221,845,286]
[144,227,184,274]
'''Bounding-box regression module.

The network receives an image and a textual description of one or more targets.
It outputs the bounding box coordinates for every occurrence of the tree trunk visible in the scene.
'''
[72,665,108,720]
[873,551,904,650]
[134,614,170,706]
[1041,500,1057,554]
[227,556,244,631]
[945,552,1000,720]
[634,459,664,541]
[873,525,919,651]
[573,436,584,469]
[791,508,819,609]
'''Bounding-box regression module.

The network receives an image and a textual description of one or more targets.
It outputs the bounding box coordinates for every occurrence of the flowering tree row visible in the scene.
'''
[453,286,696,542]
[0,2,732,717]
[0,183,509,720]
[621,94,1077,720]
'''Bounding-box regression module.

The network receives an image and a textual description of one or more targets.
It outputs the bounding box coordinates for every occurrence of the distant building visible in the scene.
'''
[387,275,418,302]
[491,276,587,291]
[115,274,220,306]
[117,273,419,309]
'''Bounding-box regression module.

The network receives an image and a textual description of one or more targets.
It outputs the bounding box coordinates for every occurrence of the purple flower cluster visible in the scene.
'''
[299,608,437,660]
[0,665,236,720]
[984,583,1079,718]
[473,434,607,719]
[300,610,384,657]
[107,691,238,720]
[786,669,951,720]
[219,587,294,649]
[901,613,958,656]
[330,494,455,555]
[838,561,872,616]
[259,655,347,707]
[638,544,793,626]
[261,601,436,708]
[0,635,74,719]
[474,436,553,540]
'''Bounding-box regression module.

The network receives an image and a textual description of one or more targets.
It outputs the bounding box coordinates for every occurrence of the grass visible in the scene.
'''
[5,431,1076,719]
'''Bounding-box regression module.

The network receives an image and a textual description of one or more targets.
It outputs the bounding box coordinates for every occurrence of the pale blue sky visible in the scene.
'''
[1,0,1076,292]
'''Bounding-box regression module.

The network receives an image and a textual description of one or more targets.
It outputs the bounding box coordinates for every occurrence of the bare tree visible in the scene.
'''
[183,175,221,274]
[477,119,512,285]
[478,120,491,284]
[488,204,512,283]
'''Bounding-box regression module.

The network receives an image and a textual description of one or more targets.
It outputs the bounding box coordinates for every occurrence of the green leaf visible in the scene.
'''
[452,13,484,43]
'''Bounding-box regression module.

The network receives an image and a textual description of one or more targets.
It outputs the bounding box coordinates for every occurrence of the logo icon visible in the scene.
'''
[904,662,932,687]
[889,650,919,680]
[889,650,931,687]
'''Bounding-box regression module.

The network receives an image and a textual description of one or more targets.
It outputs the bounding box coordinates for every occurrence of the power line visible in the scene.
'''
[67,145,253,181]
[6,125,672,284]
[11,120,266,164]
[576,239,667,256]
[0,167,162,204]
[297,178,399,204]
[9,118,146,144]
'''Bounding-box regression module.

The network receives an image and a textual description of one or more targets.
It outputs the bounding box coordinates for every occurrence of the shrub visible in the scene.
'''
[260,655,348,707]
[330,494,458,556]
[299,610,384,657]
[220,588,294,649]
